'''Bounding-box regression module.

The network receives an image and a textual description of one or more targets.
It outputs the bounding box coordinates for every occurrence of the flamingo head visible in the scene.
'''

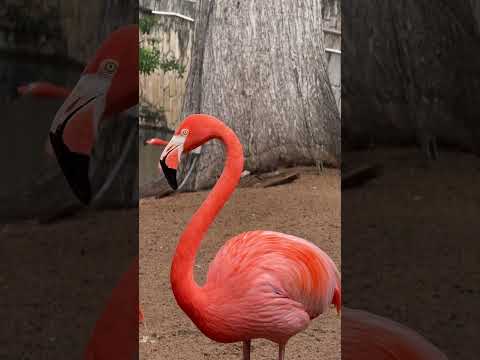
[49,25,138,204]
[158,114,213,190]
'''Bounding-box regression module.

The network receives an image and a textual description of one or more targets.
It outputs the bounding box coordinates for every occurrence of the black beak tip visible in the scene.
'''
[49,132,92,205]
[160,158,178,190]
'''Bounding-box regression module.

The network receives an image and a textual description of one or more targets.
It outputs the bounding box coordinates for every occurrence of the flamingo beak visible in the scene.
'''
[49,73,111,204]
[159,135,185,190]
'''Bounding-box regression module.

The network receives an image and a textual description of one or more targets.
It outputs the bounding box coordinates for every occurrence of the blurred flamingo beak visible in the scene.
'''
[49,73,111,204]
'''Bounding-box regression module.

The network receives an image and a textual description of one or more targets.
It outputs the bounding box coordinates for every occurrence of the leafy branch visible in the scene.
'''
[139,15,186,77]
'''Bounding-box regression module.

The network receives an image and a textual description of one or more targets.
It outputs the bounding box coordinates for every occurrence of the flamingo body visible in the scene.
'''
[199,230,340,344]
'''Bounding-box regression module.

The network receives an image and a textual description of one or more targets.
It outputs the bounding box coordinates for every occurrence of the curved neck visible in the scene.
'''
[170,121,244,320]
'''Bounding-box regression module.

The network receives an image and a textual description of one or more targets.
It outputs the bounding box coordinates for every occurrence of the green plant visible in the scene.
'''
[139,15,157,34]
[159,56,186,77]
[139,47,160,76]
[139,15,185,77]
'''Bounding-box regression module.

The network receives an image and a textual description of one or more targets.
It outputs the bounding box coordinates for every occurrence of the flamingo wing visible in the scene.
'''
[201,231,340,343]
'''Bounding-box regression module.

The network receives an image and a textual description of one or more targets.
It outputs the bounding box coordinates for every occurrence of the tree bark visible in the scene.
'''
[179,0,340,190]
[342,0,480,153]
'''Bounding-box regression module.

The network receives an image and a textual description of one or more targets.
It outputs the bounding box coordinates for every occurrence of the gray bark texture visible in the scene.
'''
[179,0,341,190]
[342,0,480,154]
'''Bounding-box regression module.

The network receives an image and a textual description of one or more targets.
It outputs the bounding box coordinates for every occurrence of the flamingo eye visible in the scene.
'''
[100,60,118,76]
[180,128,189,136]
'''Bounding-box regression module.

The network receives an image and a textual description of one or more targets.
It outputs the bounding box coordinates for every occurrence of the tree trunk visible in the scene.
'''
[179,0,340,190]
[342,0,480,153]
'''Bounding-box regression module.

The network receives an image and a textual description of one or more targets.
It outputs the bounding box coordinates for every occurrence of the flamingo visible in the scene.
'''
[157,114,341,360]
[342,307,448,359]
[35,25,142,358]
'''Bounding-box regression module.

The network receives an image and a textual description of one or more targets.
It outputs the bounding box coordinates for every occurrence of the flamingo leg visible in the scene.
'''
[242,340,251,360]
[278,343,286,360]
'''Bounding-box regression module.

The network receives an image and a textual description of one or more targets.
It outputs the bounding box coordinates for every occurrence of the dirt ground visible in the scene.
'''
[140,168,341,360]
[0,209,138,360]
[343,147,480,360]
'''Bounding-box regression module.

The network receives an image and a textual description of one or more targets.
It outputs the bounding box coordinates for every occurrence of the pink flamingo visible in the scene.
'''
[342,307,448,359]
[158,114,341,360]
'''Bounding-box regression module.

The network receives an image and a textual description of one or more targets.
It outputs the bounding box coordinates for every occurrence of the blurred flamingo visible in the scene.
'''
[39,25,141,359]
[157,114,341,360]
[83,258,141,360]
[342,307,448,359]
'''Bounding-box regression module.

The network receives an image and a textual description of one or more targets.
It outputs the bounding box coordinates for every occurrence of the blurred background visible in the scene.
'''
[342,1,480,359]
[0,2,138,359]
[0,0,138,220]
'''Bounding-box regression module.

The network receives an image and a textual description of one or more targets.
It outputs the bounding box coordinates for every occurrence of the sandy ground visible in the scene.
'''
[140,168,341,360]
[0,209,138,360]
[343,147,480,360]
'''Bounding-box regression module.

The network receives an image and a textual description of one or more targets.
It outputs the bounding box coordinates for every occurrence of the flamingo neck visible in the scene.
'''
[170,121,244,323]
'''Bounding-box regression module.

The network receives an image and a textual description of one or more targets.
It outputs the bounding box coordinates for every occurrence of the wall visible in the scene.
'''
[322,0,341,112]
[139,1,194,129]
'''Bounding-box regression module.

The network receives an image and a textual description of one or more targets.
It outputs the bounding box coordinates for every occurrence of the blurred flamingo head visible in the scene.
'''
[49,24,139,204]
[82,24,139,117]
